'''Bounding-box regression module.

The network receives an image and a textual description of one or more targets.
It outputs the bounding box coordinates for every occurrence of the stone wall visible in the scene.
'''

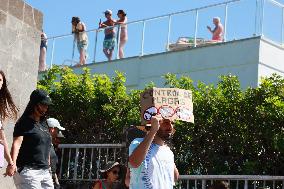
[0,0,42,188]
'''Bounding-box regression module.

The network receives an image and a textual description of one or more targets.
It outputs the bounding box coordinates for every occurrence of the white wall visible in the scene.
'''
[258,38,284,84]
[0,1,42,188]
[73,37,261,89]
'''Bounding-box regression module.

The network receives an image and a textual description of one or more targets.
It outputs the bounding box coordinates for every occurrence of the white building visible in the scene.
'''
[41,0,284,89]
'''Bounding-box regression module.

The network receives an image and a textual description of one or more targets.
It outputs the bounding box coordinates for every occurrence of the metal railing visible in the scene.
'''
[177,175,284,189]
[57,144,284,189]
[44,0,284,69]
[58,143,126,181]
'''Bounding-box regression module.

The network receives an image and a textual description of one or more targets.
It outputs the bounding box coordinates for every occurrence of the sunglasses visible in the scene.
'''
[112,170,119,175]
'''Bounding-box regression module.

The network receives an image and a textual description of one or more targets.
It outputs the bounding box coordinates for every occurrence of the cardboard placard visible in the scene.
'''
[140,87,194,125]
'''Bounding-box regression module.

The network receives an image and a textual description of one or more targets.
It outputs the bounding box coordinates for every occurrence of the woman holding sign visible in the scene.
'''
[0,70,18,171]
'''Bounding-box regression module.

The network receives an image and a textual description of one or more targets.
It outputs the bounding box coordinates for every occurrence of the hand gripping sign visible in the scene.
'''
[140,87,194,125]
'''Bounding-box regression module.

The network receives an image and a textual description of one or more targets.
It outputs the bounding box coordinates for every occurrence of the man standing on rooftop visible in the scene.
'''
[207,17,224,42]
[99,10,116,61]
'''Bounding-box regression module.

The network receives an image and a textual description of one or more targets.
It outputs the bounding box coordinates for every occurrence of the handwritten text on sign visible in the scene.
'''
[140,88,194,124]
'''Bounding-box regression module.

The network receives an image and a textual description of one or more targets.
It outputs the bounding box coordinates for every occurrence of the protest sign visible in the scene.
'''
[140,87,194,125]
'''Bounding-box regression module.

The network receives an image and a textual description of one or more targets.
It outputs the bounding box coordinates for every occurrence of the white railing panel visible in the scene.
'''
[41,0,284,71]
[58,144,126,181]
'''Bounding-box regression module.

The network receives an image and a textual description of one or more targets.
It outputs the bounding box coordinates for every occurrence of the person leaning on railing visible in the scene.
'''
[72,16,88,66]
[0,70,18,174]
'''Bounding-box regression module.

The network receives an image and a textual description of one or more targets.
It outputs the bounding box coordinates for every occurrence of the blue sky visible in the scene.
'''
[25,0,284,66]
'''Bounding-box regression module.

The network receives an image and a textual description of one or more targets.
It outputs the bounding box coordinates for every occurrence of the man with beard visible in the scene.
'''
[128,116,179,189]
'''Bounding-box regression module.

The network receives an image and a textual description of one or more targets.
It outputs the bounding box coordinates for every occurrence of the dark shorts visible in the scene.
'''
[40,41,47,49]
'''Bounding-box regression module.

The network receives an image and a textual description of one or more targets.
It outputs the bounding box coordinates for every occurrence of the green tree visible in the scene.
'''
[38,67,284,175]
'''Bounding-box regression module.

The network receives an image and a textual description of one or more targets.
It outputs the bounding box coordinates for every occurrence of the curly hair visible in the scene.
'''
[0,70,18,121]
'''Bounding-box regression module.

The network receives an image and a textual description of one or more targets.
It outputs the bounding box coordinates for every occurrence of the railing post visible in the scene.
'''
[202,179,206,189]
[166,15,172,51]
[224,3,228,42]
[186,180,189,189]
[260,0,265,36]
[50,38,56,68]
[59,148,64,179]
[71,35,75,66]
[140,20,146,56]
[272,180,275,189]
[281,8,284,45]
[88,148,94,180]
[113,148,117,160]
[254,0,259,35]
[73,148,79,180]
[263,180,266,188]
[116,25,121,59]
[244,180,248,189]
[93,30,98,63]
[194,10,199,47]
[67,149,71,178]
[81,148,86,179]
[253,181,256,189]
[96,148,101,179]
[106,148,109,162]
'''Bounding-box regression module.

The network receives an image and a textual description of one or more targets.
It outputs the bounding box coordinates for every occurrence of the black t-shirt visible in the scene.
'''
[13,117,52,169]
[50,145,58,173]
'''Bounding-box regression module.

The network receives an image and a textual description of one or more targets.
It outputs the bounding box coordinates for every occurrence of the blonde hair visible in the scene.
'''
[213,17,221,22]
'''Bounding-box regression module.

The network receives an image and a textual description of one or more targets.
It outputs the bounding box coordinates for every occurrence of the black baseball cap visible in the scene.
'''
[30,89,52,105]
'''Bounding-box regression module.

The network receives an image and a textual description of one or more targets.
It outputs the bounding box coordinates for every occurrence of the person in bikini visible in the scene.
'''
[115,10,128,59]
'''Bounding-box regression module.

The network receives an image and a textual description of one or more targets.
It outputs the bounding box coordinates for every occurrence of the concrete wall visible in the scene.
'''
[258,38,284,84]
[0,0,42,188]
[71,37,261,89]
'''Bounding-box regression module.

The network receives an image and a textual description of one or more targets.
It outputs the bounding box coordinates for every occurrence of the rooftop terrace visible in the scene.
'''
[42,0,284,69]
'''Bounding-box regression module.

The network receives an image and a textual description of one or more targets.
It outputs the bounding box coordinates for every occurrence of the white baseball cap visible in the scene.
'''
[47,118,65,130]
[104,9,112,15]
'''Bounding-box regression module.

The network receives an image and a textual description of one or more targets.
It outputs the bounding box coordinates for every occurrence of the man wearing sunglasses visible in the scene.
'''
[128,116,179,189]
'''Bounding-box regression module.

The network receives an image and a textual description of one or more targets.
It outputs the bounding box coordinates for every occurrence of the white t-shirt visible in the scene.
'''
[129,138,175,189]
